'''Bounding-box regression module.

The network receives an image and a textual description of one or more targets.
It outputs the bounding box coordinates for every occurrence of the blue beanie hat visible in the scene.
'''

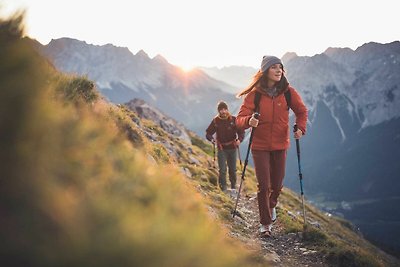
[261,56,283,73]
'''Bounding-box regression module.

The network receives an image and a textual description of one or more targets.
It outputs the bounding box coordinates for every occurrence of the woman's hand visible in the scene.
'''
[249,113,259,127]
[294,129,303,139]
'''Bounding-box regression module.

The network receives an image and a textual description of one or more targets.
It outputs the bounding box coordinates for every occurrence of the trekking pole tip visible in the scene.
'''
[231,210,245,220]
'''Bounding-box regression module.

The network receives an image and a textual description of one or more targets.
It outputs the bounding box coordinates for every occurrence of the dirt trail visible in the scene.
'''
[229,191,330,267]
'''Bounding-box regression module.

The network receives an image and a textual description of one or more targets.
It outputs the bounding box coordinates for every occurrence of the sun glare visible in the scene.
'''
[180,65,194,73]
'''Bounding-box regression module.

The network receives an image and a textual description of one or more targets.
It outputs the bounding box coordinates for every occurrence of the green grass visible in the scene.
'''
[279,207,304,233]
[150,143,171,164]
[0,13,267,267]
[303,224,332,246]
[54,74,99,103]
[325,246,382,267]
[190,131,214,156]
[108,104,145,147]
[303,224,382,267]
[278,188,392,267]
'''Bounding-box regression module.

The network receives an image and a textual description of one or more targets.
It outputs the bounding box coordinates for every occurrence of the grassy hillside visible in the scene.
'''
[1,11,398,267]
[0,12,264,267]
[112,84,399,266]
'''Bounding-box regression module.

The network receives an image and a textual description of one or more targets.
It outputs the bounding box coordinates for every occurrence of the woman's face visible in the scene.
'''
[266,64,283,83]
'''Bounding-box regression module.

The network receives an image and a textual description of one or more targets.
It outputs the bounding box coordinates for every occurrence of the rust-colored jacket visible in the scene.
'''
[206,115,245,150]
[236,86,308,151]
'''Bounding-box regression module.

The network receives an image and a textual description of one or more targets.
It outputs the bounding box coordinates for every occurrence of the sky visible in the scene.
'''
[1,0,399,70]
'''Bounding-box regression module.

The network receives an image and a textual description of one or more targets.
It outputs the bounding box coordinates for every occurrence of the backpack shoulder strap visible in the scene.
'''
[284,89,291,110]
[254,90,290,111]
[254,91,261,113]
[213,117,218,129]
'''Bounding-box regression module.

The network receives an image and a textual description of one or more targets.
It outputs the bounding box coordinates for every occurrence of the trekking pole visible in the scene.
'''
[294,124,307,225]
[232,112,259,218]
[237,143,243,172]
[213,141,216,168]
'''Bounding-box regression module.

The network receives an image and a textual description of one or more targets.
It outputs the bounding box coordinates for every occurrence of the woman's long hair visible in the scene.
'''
[236,68,289,98]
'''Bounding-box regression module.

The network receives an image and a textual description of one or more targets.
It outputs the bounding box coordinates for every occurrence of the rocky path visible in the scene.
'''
[229,191,330,267]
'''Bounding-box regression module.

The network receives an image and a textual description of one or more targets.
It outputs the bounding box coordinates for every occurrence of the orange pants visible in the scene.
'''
[252,150,286,225]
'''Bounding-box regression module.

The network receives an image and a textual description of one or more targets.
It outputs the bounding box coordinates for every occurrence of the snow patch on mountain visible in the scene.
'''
[284,43,400,129]
[323,99,346,142]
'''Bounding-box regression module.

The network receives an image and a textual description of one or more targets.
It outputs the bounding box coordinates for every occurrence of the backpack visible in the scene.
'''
[254,89,291,113]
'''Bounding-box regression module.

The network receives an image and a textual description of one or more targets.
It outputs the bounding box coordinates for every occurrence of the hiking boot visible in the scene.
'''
[229,188,238,198]
[259,224,272,237]
[271,207,277,223]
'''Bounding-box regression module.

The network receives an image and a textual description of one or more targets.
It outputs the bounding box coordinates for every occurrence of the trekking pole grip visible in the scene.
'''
[293,124,300,155]
[253,112,260,120]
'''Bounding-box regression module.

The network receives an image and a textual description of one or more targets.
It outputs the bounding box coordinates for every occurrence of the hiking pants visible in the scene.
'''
[252,149,286,225]
[217,148,237,190]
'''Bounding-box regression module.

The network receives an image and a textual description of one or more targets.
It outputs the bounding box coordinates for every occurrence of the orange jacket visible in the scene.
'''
[236,86,308,151]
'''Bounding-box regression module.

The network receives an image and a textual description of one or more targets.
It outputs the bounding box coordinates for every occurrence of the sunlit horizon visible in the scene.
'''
[179,65,196,73]
[2,0,399,68]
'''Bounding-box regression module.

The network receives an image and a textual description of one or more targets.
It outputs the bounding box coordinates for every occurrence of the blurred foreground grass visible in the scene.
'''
[0,12,263,267]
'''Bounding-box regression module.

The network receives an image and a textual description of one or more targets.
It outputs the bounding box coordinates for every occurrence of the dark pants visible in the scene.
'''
[252,150,286,225]
[217,148,237,190]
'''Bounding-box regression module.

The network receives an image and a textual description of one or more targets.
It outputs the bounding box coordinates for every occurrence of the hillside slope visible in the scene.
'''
[120,99,399,267]
[1,12,399,267]
[0,13,262,267]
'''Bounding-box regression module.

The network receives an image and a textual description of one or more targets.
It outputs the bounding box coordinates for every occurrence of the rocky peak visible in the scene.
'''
[152,54,169,65]
[282,52,298,64]
[135,49,150,62]
[323,47,354,64]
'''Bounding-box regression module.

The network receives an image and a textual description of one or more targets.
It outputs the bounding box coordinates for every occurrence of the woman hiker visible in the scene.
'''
[235,56,308,237]
[206,101,245,192]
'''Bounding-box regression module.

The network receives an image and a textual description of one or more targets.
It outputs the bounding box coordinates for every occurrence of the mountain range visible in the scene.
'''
[201,42,400,254]
[283,43,400,254]
[35,38,400,255]
[36,38,240,135]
